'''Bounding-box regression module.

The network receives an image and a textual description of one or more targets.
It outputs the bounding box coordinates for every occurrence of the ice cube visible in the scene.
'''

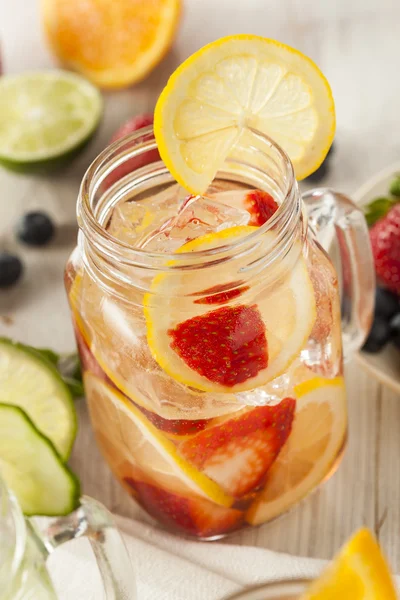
[175,195,251,232]
[137,222,186,253]
[107,184,184,246]
[235,372,291,406]
[140,195,250,253]
[138,369,243,419]
[146,183,183,213]
[107,201,148,245]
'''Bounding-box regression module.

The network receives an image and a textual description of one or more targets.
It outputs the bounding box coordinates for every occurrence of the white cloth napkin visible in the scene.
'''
[47,516,400,600]
[47,515,326,600]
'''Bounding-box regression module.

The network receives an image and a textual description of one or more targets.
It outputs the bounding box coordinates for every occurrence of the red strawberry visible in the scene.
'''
[194,282,250,305]
[136,404,210,436]
[370,204,400,295]
[106,114,160,187]
[111,114,155,144]
[178,398,296,498]
[74,323,210,436]
[168,304,268,387]
[244,190,279,226]
[74,323,108,383]
[124,479,243,537]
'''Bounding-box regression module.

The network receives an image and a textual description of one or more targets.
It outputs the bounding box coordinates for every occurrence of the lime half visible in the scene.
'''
[0,338,77,460]
[0,70,103,171]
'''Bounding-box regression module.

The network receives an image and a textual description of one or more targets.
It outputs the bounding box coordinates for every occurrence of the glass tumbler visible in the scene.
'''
[0,475,136,599]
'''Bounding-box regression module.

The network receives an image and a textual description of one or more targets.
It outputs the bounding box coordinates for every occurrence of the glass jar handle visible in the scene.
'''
[30,496,136,600]
[302,188,375,361]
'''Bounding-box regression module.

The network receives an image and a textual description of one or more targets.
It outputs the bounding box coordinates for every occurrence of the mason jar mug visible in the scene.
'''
[65,127,374,540]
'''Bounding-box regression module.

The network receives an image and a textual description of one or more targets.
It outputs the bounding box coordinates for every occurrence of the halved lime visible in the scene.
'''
[0,338,77,460]
[0,403,79,515]
[0,70,103,171]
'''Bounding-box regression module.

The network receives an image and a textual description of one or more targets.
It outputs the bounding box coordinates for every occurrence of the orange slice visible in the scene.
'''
[144,226,316,393]
[41,0,181,89]
[300,528,397,599]
[246,376,347,525]
[154,35,335,194]
[84,373,233,506]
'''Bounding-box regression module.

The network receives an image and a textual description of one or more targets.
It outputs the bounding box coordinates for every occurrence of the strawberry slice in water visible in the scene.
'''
[136,404,210,436]
[168,304,268,388]
[244,190,279,226]
[178,398,296,498]
[194,282,250,305]
[212,189,279,227]
[124,478,243,537]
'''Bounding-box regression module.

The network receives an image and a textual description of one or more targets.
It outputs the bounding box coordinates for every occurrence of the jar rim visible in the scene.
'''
[78,125,300,270]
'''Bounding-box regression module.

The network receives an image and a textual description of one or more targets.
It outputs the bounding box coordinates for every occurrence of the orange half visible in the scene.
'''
[300,528,397,599]
[41,0,181,88]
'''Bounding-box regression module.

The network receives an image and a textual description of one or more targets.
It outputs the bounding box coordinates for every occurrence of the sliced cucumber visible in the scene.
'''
[0,404,80,516]
[0,338,76,460]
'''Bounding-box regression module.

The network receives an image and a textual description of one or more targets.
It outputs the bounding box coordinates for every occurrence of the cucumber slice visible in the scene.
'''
[0,404,80,516]
[0,338,76,460]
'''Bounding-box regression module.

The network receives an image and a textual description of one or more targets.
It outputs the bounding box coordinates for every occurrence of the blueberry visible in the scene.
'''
[16,211,55,246]
[362,316,392,353]
[390,313,400,350]
[374,287,399,320]
[305,160,329,183]
[0,252,23,288]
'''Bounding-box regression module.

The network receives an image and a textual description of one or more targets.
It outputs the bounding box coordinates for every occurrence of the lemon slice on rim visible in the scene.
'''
[246,376,347,525]
[84,373,233,507]
[300,528,397,599]
[154,34,335,194]
[144,226,316,393]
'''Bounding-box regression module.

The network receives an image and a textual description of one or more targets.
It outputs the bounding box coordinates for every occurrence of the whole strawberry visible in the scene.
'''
[370,204,400,296]
[110,113,156,145]
[105,114,160,187]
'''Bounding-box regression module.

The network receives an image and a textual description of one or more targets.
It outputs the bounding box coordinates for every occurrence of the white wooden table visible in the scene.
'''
[1,0,400,571]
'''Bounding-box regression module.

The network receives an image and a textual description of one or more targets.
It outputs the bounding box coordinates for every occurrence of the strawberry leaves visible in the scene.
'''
[364,175,400,227]
[364,197,398,227]
[389,175,400,198]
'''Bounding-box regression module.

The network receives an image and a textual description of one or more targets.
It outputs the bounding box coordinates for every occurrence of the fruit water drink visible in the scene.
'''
[65,122,374,539]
